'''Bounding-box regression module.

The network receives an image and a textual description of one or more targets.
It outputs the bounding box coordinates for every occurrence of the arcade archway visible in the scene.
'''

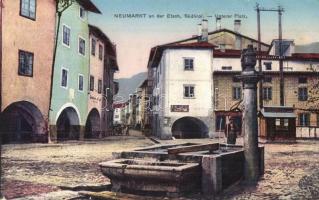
[171,117,208,139]
[85,108,101,138]
[0,101,47,143]
[56,107,80,141]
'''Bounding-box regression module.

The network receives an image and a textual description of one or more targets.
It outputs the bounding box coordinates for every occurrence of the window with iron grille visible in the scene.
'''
[298,87,308,101]
[184,58,194,70]
[299,113,310,127]
[18,50,33,77]
[91,38,96,56]
[63,25,70,47]
[99,44,103,60]
[262,87,272,100]
[78,74,84,91]
[61,68,68,88]
[232,87,242,100]
[298,77,307,84]
[79,37,86,55]
[264,62,272,70]
[184,85,195,98]
[98,79,102,94]
[20,0,36,20]
[90,76,94,91]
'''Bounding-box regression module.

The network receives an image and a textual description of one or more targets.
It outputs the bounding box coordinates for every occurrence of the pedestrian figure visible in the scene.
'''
[225,117,238,144]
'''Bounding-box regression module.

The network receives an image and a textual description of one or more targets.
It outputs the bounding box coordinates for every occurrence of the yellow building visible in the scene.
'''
[1,0,56,143]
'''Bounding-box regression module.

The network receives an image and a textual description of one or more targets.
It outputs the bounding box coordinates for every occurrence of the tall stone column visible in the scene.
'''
[237,45,261,183]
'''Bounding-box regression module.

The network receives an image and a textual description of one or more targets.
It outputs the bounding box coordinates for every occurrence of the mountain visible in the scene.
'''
[295,42,319,53]
[115,72,147,102]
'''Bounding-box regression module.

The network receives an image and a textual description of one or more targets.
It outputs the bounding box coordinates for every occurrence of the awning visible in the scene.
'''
[261,110,296,118]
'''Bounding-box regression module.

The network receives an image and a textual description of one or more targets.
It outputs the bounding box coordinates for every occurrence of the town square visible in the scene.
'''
[0,0,319,199]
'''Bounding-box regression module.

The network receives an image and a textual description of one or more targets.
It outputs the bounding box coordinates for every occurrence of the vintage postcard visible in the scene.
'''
[0,0,318,199]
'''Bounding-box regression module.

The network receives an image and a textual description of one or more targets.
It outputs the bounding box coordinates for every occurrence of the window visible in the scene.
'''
[18,50,33,77]
[20,0,36,20]
[62,25,70,47]
[232,76,240,82]
[184,85,195,98]
[91,38,96,56]
[78,74,84,91]
[99,44,103,60]
[98,79,102,94]
[298,87,308,101]
[79,37,86,55]
[61,68,68,88]
[232,87,242,100]
[263,87,272,100]
[299,113,310,127]
[317,114,319,127]
[90,75,94,91]
[184,58,194,70]
[275,119,289,131]
[216,115,226,131]
[222,66,232,70]
[79,6,86,19]
[263,77,272,83]
[264,62,272,70]
[298,77,307,84]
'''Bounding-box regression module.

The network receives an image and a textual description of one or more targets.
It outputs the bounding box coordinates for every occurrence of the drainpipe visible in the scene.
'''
[48,1,64,142]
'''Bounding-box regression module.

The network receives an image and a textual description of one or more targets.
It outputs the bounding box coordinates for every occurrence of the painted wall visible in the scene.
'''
[88,33,104,116]
[153,48,214,138]
[49,2,90,127]
[2,0,56,116]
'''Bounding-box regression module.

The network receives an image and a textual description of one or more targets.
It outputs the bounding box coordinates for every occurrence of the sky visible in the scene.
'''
[89,0,319,78]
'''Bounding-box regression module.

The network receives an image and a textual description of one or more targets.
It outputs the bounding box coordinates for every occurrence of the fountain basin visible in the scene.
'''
[99,159,201,195]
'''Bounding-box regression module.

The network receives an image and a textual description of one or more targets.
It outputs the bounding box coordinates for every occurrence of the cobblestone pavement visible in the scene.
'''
[1,132,319,199]
[1,133,154,199]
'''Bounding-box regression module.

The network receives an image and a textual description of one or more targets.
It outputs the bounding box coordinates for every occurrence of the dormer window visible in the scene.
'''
[79,6,86,19]
[264,62,272,70]
[222,66,232,70]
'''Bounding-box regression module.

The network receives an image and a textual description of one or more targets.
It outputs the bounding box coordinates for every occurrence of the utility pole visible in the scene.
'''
[255,4,285,106]
[256,4,263,109]
[278,6,284,106]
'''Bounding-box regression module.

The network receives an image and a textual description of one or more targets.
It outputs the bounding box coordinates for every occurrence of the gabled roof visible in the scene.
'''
[89,24,119,70]
[164,28,270,47]
[148,42,216,68]
[77,0,101,14]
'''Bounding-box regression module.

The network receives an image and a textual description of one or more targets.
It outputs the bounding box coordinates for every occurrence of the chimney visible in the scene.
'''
[216,17,221,30]
[201,19,208,42]
[234,19,241,33]
[234,19,242,49]
[197,23,202,37]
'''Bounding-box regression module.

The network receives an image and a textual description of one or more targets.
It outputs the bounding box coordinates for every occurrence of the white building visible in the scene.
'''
[149,42,215,139]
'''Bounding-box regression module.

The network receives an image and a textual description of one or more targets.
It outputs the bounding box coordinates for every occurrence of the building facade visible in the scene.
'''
[149,43,215,139]
[49,1,101,141]
[147,19,319,139]
[0,0,56,143]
